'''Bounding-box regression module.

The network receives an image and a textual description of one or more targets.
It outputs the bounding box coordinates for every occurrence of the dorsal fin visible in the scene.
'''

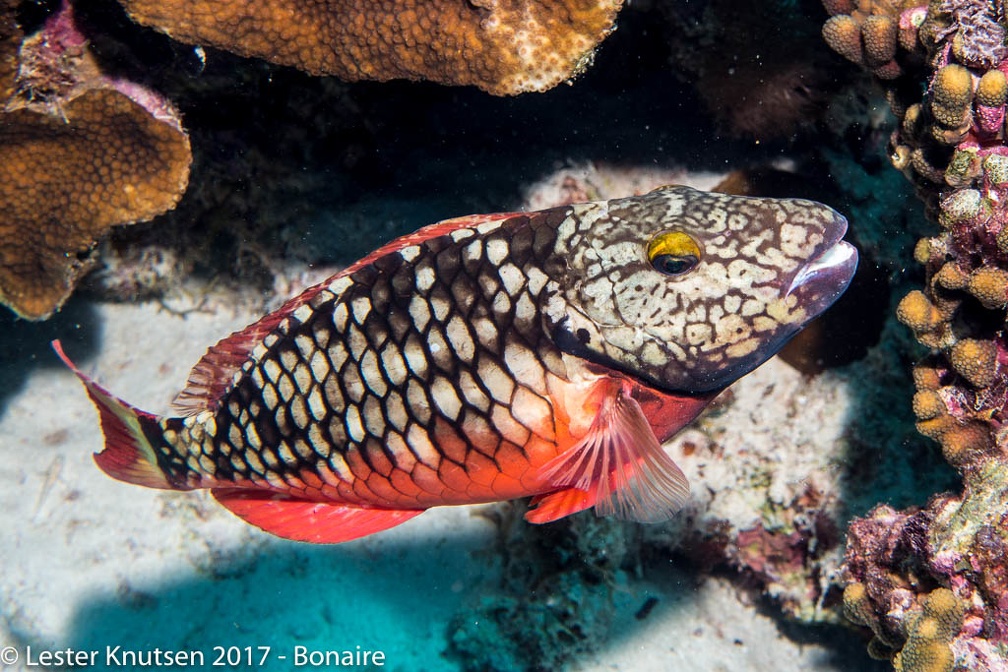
[170,282,332,414]
[171,211,527,415]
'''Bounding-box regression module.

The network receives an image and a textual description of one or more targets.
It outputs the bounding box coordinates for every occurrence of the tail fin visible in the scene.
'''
[52,340,175,490]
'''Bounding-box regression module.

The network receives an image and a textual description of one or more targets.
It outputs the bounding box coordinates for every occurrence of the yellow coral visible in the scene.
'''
[934,262,968,290]
[862,15,898,68]
[939,421,992,465]
[912,390,946,420]
[117,0,624,96]
[823,15,864,64]
[894,639,954,672]
[967,267,1008,309]
[922,588,965,640]
[913,364,943,391]
[842,582,874,626]
[976,69,1008,107]
[949,338,998,388]
[897,290,944,333]
[893,589,964,672]
[931,64,973,128]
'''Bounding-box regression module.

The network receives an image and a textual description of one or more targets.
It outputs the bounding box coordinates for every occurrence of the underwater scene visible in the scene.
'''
[3,0,1007,670]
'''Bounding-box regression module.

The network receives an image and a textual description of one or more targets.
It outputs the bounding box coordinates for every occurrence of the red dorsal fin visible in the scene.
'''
[211,489,425,544]
[172,211,526,415]
[170,282,332,414]
[526,380,691,525]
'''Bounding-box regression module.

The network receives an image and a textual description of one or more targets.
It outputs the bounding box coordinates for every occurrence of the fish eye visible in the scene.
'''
[647,231,702,276]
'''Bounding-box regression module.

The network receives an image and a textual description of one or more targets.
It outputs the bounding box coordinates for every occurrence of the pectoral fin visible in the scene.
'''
[525,385,690,524]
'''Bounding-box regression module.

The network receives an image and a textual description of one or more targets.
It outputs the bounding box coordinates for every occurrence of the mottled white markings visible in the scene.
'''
[263,359,282,383]
[446,315,475,362]
[406,424,440,467]
[307,387,327,422]
[486,238,508,266]
[398,245,421,264]
[463,240,483,263]
[430,295,451,322]
[504,342,545,391]
[431,375,463,421]
[408,296,431,331]
[344,405,365,444]
[385,391,409,432]
[309,350,330,381]
[416,265,436,293]
[360,351,388,396]
[480,358,515,404]
[351,296,371,324]
[290,397,309,430]
[292,304,313,324]
[293,363,312,395]
[262,384,279,410]
[380,346,408,386]
[498,263,525,296]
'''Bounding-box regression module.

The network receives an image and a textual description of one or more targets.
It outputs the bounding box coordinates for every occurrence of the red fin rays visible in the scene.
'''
[528,382,690,524]
[52,340,175,490]
[212,490,425,544]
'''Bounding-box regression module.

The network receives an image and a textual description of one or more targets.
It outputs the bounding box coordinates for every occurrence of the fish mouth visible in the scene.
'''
[784,212,859,320]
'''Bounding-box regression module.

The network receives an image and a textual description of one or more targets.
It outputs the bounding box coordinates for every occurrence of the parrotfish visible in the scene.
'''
[55,186,857,543]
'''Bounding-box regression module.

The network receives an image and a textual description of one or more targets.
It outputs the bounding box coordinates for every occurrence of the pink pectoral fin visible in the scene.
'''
[212,489,425,544]
[527,384,690,524]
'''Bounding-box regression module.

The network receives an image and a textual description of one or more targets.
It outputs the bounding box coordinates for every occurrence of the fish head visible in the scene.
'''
[546,185,858,393]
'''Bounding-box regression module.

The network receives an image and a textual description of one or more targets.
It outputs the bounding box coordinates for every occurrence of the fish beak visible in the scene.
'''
[784,211,859,319]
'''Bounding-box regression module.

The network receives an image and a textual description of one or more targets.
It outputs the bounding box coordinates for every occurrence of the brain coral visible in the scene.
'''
[116,0,624,95]
[0,2,191,319]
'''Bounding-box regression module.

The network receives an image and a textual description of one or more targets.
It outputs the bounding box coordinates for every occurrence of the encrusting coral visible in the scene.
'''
[822,0,1008,668]
[0,1,190,320]
[115,0,625,96]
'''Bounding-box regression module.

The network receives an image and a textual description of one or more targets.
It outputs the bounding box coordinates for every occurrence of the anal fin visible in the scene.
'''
[526,382,690,524]
[212,489,424,544]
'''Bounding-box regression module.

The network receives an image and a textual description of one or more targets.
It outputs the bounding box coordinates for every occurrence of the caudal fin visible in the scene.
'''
[52,340,175,490]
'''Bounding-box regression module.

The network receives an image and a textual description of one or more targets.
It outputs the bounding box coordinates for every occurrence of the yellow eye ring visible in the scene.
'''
[647,230,702,276]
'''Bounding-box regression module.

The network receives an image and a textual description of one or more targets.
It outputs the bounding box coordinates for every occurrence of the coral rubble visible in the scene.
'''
[822,0,1008,667]
[116,0,625,95]
[0,1,190,320]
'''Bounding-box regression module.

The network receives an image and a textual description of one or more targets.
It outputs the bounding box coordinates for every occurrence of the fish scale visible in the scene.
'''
[156,210,571,509]
[56,185,859,543]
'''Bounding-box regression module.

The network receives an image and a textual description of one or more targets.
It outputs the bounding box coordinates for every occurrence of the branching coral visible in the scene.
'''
[115,0,624,96]
[0,1,190,319]
[822,0,1008,667]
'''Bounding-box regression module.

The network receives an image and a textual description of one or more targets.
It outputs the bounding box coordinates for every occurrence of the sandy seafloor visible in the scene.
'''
[0,297,868,672]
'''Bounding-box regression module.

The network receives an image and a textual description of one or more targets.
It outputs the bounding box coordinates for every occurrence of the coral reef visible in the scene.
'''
[0,1,190,320]
[115,0,625,96]
[822,0,1008,667]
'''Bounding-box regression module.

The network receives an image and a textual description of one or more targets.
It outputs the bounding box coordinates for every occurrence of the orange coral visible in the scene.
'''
[0,0,18,101]
[0,3,191,319]
[116,0,624,96]
[0,90,191,319]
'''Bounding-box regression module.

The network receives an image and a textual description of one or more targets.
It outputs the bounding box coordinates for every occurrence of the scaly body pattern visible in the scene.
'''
[56,186,858,543]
